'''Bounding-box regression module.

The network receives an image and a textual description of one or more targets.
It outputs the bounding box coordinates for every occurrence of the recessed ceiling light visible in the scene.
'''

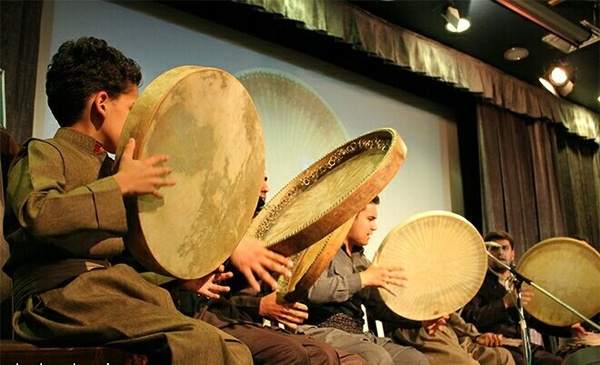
[504,47,529,61]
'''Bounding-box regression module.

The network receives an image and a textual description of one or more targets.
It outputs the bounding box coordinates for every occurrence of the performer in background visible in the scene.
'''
[374,293,515,364]
[461,230,571,365]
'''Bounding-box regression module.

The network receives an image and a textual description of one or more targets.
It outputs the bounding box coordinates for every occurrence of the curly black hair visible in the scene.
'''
[46,37,142,127]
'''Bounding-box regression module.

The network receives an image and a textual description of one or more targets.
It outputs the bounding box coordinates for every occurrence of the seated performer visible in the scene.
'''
[461,230,570,365]
[2,36,289,364]
[173,175,368,365]
[223,175,317,330]
[377,309,516,365]
[296,196,429,365]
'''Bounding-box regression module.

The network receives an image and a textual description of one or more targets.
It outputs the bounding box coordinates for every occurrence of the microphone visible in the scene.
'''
[485,241,502,248]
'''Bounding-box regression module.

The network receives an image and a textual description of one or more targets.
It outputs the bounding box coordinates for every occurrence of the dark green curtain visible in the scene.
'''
[0,0,43,144]
[477,103,568,257]
[555,132,600,249]
[478,101,600,254]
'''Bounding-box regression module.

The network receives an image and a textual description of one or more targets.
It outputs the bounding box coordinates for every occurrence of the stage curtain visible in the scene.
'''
[0,0,43,144]
[237,0,599,144]
[477,103,568,256]
[555,132,600,249]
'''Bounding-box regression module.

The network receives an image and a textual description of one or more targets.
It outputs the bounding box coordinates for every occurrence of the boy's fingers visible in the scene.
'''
[145,154,170,166]
[122,138,135,160]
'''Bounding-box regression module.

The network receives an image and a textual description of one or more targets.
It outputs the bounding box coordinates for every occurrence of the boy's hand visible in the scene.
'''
[570,323,588,338]
[114,138,176,198]
[178,265,233,299]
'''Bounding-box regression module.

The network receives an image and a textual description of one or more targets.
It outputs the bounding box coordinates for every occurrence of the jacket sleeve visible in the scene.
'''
[307,253,362,304]
[8,140,127,239]
[448,312,481,338]
[461,292,512,328]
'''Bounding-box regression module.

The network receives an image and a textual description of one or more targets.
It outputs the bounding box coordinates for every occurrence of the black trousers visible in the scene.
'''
[176,291,367,365]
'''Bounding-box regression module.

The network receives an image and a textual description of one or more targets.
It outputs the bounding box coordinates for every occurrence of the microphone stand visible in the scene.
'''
[488,252,533,365]
[486,252,600,332]
[511,271,532,365]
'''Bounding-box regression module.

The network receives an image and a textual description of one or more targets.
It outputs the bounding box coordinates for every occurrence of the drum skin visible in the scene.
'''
[517,237,600,326]
[116,66,265,279]
[375,210,487,321]
[247,128,406,257]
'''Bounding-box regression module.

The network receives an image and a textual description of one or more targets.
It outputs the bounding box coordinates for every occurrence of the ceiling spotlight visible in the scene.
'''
[549,67,568,85]
[446,18,471,33]
[443,3,470,33]
[539,65,575,97]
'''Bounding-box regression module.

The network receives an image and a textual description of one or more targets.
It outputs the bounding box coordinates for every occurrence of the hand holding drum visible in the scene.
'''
[114,138,175,199]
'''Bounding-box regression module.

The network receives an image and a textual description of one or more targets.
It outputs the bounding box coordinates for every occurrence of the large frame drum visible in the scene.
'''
[375,211,487,321]
[248,128,406,257]
[249,128,406,303]
[517,237,600,326]
[116,66,265,279]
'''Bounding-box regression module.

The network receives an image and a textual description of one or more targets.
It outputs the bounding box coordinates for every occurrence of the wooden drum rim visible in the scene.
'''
[247,128,407,257]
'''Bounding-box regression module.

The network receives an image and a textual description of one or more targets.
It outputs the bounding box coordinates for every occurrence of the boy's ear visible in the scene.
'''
[90,91,110,130]
[93,91,110,114]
